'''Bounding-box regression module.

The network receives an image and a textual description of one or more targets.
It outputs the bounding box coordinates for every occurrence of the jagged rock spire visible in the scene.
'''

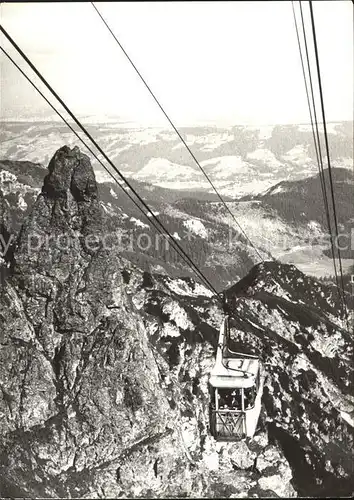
[13,146,103,279]
[42,145,98,202]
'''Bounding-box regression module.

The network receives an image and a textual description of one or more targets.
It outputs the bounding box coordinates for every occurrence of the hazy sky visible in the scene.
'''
[1,1,353,126]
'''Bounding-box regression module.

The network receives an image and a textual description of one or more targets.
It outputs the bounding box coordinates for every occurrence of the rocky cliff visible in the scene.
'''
[0,146,353,498]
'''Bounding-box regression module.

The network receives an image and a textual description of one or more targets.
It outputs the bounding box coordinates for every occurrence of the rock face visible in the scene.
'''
[1,146,177,497]
[225,262,354,496]
[0,191,13,269]
[0,146,352,498]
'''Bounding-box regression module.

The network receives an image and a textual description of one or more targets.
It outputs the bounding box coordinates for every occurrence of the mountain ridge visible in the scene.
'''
[1,154,353,290]
[1,120,352,199]
[0,146,353,497]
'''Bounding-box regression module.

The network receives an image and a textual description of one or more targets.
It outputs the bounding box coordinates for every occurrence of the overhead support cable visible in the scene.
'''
[291,1,344,313]
[308,0,348,316]
[0,27,220,297]
[91,2,264,263]
[0,47,146,210]
[291,1,324,197]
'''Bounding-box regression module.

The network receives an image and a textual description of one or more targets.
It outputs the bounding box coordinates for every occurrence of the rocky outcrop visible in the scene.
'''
[1,147,180,496]
[224,262,354,496]
[0,191,13,267]
[0,146,352,498]
[0,155,262,292]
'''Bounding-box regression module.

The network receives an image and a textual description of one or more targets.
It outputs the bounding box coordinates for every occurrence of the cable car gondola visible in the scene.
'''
[209,313,265,441]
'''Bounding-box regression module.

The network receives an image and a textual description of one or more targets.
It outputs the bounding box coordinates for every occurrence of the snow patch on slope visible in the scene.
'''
[308,326,346,359]
[247,148,283,168]
[94,170,115,184]
[0,169,39,201]
[162,301,193,330]
[180,132,234,152]
[200,156,252,178]
[130,217,150,229]
[266,184,289,195]
[132,158,198,183]
[183,219,208,239]
[282,144,314,166]
[166,278,214,298]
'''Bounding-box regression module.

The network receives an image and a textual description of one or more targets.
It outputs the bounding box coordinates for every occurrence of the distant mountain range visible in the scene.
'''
[242,167,354,260]
[1,121,353,291]
[1,121,352,199]
[0,145,353,498]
